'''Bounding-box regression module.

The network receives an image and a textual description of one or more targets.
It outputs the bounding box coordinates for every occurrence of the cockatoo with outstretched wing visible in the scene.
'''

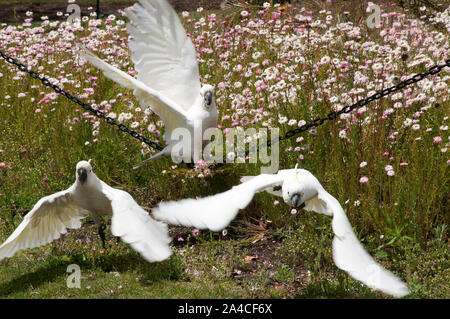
[0,160,172,263]
[153,167,409,297]
[78,0,218,167]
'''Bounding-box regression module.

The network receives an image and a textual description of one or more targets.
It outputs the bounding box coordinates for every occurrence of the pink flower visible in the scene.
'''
[196,159,207,168]
[359,176,369,184]
[0,162,7,168]
[433,136,442,144]
[399,162,408,167]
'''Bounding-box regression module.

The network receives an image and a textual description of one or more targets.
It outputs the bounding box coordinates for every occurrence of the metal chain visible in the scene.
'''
[1,50,449,163]
[242,57,450,161]
[0,50,164,151]
[279,58,450,142]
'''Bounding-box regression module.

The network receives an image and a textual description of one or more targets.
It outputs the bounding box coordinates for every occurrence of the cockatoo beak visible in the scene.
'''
[291,193,301,207]
[204,91,212,105]
[77,168,88,183]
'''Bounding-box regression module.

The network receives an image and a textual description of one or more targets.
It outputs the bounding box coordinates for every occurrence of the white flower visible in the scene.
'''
[321,56,331,64]
[403,118,413,127]
[372,63,383,72]
[147,124,156,132]
[278,116,288,124]
[227,152,236,161]
[130,121,139,128]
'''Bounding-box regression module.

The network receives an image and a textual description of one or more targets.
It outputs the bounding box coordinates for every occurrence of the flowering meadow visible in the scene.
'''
[0,1,448,298]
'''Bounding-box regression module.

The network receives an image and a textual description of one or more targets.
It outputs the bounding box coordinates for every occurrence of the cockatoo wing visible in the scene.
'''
[78,45,187,144]
[102,184,172,262]
[0,187,87,261]
[153,174,284,231]
[240,175,283,197]
[308,190,409,297]
[126,0,201,112]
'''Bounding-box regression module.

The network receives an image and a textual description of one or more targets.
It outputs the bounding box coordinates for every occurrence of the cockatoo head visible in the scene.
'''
[200,84,215,110]
[281,166,321,208]
[76,160,93,184]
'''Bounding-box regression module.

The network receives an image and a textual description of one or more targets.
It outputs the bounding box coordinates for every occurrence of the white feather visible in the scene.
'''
[126,0,201,111]
[0,188,86,261]
[77,0,218,164]
[153,174,284,231]
[0,161,172,264]
[314,190,409,297]
[103,186,172,262]
[77,44,188,142]
[154,167,409,297]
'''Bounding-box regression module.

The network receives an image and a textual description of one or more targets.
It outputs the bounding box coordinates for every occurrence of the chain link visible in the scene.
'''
[1,50,449,163]
[0,50,163,151]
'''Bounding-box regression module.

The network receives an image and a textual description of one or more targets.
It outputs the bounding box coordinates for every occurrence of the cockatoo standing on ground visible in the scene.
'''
[0,160,172,263]
[78,0,218,168]
[152,167,409,297]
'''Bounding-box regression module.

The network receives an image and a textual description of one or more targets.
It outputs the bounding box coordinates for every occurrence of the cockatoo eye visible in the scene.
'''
[204,91,212,106]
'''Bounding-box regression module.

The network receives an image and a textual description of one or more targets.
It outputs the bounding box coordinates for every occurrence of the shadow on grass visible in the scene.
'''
[294,278,379,299]
[0,251,183,297]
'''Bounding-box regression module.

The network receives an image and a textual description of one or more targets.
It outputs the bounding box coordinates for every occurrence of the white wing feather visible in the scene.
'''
[78,45,187,144]
[102,185,172,263]
[153,174,284,231]
[311,190,409,297]
[126,0,201,111]
[241,175,283,197]
[0,188,86,261]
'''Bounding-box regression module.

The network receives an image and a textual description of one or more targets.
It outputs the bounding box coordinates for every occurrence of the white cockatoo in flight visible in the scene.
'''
[153,166,409,297]
[0,160,172,263]
[79,0,218,168]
